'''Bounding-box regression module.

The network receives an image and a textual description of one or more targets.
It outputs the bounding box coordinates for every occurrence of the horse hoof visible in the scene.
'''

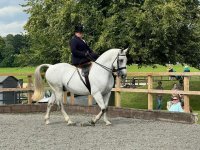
[81,121,95,127]
[45,120,50,125]
[106,122,112,126]
[67,122,76,126]
[89,120,95,126]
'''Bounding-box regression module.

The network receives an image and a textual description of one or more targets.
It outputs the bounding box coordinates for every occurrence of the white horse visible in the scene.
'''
[32,48,128,126]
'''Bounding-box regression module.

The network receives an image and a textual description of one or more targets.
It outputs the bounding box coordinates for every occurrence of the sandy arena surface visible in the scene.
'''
[0,112,200,150]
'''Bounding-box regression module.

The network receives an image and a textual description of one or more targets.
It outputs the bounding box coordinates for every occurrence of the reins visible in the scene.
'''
[87,53,126,74]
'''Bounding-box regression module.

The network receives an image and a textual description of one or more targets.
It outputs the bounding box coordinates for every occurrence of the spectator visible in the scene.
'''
[168,96,184,112]
[130,77,136,88]
[168,66,182,80]
[171,83,178,90]
[183,65,190,72]
[182,65,190,80]
[177,79,183,90]
[155,81,163,110]
[171,83,181,98]
[168,66,176,80]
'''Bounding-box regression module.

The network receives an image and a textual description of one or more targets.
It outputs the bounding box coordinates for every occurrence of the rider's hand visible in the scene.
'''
[85,51,89,57]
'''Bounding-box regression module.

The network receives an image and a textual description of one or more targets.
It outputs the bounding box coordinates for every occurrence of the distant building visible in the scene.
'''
[0,76,19,104]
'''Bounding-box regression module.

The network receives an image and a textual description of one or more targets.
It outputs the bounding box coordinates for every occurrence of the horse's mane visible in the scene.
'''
[96,48,121,63]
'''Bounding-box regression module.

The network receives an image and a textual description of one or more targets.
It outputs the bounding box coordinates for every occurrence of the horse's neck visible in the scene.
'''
[96,49,119,68]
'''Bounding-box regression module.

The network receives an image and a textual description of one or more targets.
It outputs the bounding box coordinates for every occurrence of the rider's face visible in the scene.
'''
[75,32,83,38]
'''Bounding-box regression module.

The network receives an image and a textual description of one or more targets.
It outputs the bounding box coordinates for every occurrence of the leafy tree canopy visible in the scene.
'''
[21,0,200,68]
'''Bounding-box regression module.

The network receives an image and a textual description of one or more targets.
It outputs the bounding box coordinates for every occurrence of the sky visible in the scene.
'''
[0,0,29,37]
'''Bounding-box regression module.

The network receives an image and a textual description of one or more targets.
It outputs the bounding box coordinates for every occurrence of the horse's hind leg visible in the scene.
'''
[45,93,55,125]
[55,90,74,125]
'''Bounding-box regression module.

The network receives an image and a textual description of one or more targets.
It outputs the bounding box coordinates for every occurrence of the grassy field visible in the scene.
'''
[121,81,200,110]
[0,67,35,73]
[1,64,199,73]
[0,67,35,82]
[127,64,200,72]
[121,65,200,111]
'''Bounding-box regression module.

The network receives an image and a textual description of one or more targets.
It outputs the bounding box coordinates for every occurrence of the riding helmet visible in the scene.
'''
[74,25,84,33]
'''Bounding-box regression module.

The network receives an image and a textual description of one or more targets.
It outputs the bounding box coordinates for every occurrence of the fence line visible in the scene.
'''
[0,72,200,113]
[113,72,200,113]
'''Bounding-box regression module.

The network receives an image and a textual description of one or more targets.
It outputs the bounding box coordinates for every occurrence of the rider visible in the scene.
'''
[69,25,98,93]
[70,25,98,66]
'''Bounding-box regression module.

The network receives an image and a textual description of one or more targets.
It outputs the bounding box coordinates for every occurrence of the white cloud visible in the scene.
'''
[0,1,29,36]
[0,6,22,17]
[0,21,26,36]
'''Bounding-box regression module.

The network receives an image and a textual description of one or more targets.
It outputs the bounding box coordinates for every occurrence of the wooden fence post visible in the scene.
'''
[148,75,153,110]
[115,76,121,107]
[184,76,190,112]
[27,75,33,104]
[63,91,67,104]
[70,92,75,105]
[88,95,93,106]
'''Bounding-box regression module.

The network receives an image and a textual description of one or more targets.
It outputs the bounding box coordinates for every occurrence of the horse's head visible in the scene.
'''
[113,48,128,79]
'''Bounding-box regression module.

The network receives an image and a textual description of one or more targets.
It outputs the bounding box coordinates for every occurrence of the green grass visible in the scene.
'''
[0,67,35,73]
[0,67,35,82]
[127,64,200,72]
[121,64,200,110]
[121,81,200,111]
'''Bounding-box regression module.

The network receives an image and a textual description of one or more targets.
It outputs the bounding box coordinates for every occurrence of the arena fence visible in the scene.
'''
[0,72,200,113]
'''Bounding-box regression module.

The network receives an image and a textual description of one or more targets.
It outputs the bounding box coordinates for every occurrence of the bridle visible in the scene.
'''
[88,53,127,75]
[116,54,127,74]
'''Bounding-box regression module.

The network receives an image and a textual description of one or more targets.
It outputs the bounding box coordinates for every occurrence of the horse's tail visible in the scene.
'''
[32,64,52,101]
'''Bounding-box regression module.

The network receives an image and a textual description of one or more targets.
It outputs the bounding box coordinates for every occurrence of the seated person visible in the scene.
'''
[168,96,184,112]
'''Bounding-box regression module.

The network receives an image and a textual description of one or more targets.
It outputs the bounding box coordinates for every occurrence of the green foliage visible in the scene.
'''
[1,0,200,68]
[11,0,200,68]
[0,34,29,67]
[21,0,78,65]
[127,64,200,72]
[0,36,6,63]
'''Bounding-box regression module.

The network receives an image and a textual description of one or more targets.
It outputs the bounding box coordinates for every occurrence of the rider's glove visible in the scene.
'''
[85,51,89,57]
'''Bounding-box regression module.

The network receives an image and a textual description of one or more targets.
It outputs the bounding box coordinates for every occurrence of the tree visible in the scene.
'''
[22,0,200,69]
[0,36,6,65]
[22,0,78,65]
[0,34,30,67]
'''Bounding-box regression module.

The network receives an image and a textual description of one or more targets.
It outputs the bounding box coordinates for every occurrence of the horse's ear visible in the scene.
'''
[123,48,128,53]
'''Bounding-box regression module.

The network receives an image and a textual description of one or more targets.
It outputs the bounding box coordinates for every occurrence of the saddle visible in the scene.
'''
[76,62,92,93]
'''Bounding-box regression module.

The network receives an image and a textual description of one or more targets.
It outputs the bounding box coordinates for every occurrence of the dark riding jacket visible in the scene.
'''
[70,35,98,65]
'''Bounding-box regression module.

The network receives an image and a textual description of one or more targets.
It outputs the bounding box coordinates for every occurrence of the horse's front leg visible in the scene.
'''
[103,92,112,126]
[90,92,106,125]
